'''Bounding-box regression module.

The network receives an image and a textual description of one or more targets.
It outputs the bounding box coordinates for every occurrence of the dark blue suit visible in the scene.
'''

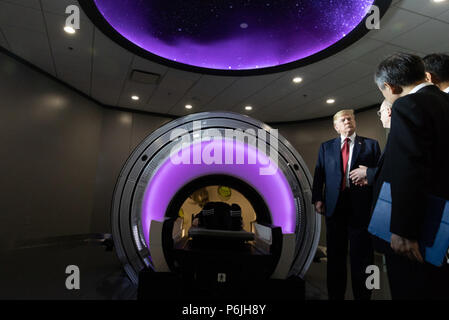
[312,135,381,300]
[312,135,381,218]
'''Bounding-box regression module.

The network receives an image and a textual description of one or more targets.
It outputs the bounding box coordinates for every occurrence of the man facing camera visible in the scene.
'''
[423,53,449,94]
[312,110,381,300]
[374,53,449,299]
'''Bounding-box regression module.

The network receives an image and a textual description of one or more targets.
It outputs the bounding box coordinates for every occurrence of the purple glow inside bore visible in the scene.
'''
[141,138,296,247]
[93,0,375,70]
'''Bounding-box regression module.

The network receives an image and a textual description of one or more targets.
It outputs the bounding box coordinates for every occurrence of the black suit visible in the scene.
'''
[313,135,380,300]
[372,85,449,299]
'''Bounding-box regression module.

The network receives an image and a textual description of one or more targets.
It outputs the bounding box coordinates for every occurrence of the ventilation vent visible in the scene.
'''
[130,70,161,84]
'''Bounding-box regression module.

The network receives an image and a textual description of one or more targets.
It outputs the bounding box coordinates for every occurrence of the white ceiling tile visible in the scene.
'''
[168,98,210,116]
[268,61,374,114]
[0,1,46,32]
[285,88,382,122]
[92,28,133,76]
[1,25,55,75]
[167,75,238,114]
[391,19,449,54]
[200,73,281,111]
[252,57,351,117]
[91,28,133,105]
[257,81,334,116]
[236,64,338,119]
[261,61,374,115]
[157,68,201,92]
[146,89,185,113]
[395,0,449,18]
[354,73,378,88]
[132,55,168,76]
[0,27,10,49]
[318,61,374,87]
[295,55,348,78]
[0,0,40,10]
[436,8,449,23]
[44,12,94,56]
[117,81,157,109]
[234,69,323,112]
[356,43,418,67]
[325,78,378,103]
[367,7,429,42]
[185,75,237,101]
[44,12,93,94]
[333,37,385,61]
[146,68,201,112]
[41,0,90,21]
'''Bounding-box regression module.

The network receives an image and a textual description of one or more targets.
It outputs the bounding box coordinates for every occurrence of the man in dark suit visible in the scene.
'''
[373,53,449,299]
[312,109,381,300]
[423,53,449,94]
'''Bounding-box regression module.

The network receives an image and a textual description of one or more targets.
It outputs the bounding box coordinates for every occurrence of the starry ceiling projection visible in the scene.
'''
[90,0,377,72]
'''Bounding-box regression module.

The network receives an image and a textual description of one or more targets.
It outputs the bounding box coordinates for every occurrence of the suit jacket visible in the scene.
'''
[312,135,381,218]
[372,85,449,239]
[366,151,384,186]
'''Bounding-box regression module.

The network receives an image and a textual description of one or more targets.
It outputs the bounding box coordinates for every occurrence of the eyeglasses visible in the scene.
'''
[376,110,382,117]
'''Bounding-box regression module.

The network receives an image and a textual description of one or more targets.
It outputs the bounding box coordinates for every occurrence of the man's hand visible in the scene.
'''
[349,165,368,185]
[315,201,325,215]
[355,178,368,186]
[390,233,424,263]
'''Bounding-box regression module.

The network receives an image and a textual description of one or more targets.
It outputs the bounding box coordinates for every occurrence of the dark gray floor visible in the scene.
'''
[0,242,136,299]
[305,246,392,300]
[0,242,391,300]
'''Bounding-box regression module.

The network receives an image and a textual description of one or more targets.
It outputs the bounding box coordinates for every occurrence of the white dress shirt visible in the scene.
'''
[408,82,434,95]
[340,132,356,188]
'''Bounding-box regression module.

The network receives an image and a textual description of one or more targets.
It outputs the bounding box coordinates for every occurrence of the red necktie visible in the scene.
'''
[341,138,350,190]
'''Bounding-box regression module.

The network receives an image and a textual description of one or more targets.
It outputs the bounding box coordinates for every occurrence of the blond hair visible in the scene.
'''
[333,109,355,123]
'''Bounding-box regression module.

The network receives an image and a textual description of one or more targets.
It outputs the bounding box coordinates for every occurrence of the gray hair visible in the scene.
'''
[375,53,426,89]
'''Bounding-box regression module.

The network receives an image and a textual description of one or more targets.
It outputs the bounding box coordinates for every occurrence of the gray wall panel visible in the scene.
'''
[90,109,172,233]
[130,113,173,151]
[0,51,102,250]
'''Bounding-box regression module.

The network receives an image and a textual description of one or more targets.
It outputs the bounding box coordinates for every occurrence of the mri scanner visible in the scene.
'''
[111,112,320,296]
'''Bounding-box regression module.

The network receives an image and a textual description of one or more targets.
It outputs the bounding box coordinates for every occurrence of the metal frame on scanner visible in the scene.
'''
[111,112,321,284]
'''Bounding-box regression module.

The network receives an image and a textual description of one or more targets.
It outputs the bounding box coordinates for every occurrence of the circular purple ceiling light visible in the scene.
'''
[82,0,390,72]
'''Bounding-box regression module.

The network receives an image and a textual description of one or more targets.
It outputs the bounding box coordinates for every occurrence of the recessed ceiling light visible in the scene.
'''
[185,104,193,109]
[326,98,335,104]
[292,77,303,83]
[131,95,139,100]
[64,26,76,34]
[433,0,446,3]
[245,106,253,111]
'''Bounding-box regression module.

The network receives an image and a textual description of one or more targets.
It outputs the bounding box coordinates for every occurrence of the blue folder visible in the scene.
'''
[368,182,449,266]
